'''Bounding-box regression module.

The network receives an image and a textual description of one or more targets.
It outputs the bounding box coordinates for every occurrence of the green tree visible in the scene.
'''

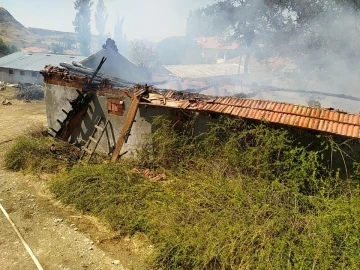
[73,0,93,56]
[95,0,108,49]
[129,41,158,69]
[187,0,360,76]
[0,38,18,55]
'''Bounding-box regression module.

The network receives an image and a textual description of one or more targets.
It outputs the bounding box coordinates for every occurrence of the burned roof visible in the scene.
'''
[42,64,360,140]
[145,91,360,139]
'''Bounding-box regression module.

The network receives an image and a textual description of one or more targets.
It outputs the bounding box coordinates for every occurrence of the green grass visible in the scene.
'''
[5,116,360,269]
[4,129,80,174]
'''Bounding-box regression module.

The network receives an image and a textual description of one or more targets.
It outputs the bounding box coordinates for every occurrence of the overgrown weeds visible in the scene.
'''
[5,115,360,269]
[4,127,80,174]
[50,163,162,234]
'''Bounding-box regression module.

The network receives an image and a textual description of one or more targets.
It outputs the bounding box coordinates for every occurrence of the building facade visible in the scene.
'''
[0,52,85,84]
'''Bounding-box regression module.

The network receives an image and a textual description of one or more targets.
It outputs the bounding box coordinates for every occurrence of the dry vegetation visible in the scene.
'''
[4,116,360,269]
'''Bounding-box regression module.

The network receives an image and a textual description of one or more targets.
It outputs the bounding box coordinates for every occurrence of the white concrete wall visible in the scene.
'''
[0,68,43,84]
[44,83,157,157]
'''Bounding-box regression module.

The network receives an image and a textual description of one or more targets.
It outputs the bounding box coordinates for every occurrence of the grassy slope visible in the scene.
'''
[5,117,360,269]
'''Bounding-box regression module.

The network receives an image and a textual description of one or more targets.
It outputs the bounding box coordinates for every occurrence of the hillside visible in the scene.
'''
[0,7,98,54]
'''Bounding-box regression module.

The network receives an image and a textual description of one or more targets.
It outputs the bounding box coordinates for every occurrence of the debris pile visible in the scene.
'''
[16,83,44,100]
[2,98,12,105]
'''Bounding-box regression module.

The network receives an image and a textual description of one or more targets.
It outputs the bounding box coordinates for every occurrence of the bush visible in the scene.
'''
[4,131,79,174]
[146,173,360,269]
[7,115,360,269]
[50,163,162,234]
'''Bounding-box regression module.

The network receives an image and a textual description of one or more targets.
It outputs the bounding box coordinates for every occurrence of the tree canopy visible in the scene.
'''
[0,38,18,55]
[73,0,93,56]
[95,0,108,49]
[186,0,360,77]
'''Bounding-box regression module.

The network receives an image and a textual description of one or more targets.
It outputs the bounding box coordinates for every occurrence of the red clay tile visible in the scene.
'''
[347,125,354,137]
[287,115,296,125]
[323,121,330,132]
[303,117,310,128]
[291,105,298,114]
[252,100,260,109]
[286,104,295,114]
[352,115,360,125]
[332,122,338,133]
[231,107,241,116]
[312,119,320,130]
[203,103,213,110]
[265,102,276,111]
[253,110,262,120]
[326,121,333,133]
[278,103,286,112]
[249,100,257,108]
[337,123,344,135]
[258,101,267,110]
[298,117,304,127]
[320,110,330,119]
[353,126,359,138]
[332,111,340,122]
[236,107,246,118]
[314,108,321,118]
[277,114,286,124]
[241,100,250,107]
[274,103,282,112]
[348,115,354,125]
[268,112,276,122]
[223,106,234,114]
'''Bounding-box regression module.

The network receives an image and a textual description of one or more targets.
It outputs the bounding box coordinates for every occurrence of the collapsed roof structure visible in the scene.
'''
[40,41,360,161]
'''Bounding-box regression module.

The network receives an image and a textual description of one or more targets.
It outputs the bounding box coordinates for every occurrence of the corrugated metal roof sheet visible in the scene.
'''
[163,63,243,79]
[0,52,85,71]
[145,91,360,139]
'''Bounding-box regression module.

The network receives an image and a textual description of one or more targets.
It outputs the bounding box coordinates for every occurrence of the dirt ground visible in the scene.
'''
[0,87,150,270]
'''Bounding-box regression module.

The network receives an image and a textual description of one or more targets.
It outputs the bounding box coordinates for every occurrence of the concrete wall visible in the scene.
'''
[44,83,218,158]
[44,83,169,157]
[0,68,43,84]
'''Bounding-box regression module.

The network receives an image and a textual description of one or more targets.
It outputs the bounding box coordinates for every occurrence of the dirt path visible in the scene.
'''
[0,88,149,270]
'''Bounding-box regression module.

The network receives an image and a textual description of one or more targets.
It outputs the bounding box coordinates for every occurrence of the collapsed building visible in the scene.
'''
[40,43,360,161]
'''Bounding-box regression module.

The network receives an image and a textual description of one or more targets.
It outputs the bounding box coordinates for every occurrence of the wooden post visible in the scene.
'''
[110,95,141,162]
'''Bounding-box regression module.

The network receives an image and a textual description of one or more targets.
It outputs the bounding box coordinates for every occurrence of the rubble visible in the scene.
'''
[16,83,44,100]
[2,99,12,105]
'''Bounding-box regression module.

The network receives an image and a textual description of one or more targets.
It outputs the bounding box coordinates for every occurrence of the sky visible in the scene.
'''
[2,0,214,42]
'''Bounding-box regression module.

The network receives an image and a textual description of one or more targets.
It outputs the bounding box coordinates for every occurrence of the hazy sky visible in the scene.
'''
[2,0,214,41]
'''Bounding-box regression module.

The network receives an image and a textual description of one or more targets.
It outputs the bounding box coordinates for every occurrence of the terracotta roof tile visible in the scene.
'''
[231,107,241,116]
[265,102,276,111]
[353,126,359,137]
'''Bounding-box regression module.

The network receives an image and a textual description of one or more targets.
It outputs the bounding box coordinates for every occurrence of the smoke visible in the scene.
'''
[185,0,360,112]
[271,1,360,112]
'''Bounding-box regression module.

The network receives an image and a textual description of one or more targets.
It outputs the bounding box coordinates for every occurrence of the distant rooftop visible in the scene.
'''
[0,52,86,71]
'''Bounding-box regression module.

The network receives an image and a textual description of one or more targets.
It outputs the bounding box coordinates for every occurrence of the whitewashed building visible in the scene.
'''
[0,52,85,84]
